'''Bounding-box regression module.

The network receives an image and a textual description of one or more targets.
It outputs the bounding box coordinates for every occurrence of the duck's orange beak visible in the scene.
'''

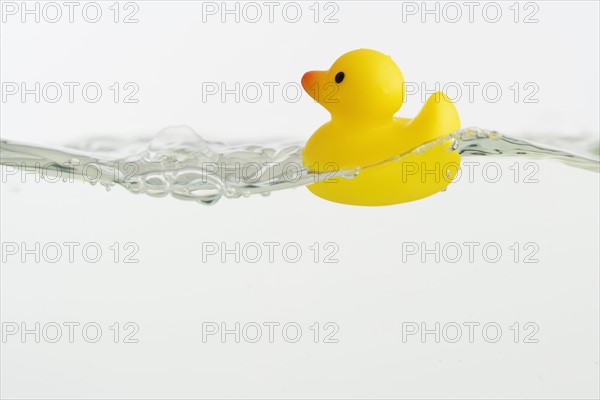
[301,70,328,102]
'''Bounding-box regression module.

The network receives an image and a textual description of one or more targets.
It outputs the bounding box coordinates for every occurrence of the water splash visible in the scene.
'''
[1,126,598,205]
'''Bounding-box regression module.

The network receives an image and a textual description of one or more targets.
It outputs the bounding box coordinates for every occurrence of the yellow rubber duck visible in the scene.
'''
[301,48,461,206]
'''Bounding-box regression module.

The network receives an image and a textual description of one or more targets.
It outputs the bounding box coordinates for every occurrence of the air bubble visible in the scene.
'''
[451,138,459,151]
[225,187,238,198]
[341,168,360,179]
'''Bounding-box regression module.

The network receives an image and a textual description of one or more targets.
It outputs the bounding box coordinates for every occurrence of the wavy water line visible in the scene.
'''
[1,127,598,205]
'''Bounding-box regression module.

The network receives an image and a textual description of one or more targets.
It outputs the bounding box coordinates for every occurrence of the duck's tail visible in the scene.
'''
[407,92,461,143]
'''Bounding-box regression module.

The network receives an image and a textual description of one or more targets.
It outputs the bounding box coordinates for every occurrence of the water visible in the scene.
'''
[1,126,598,205]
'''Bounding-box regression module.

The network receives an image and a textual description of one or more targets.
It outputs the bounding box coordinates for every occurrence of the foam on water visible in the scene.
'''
[1,126,598,205]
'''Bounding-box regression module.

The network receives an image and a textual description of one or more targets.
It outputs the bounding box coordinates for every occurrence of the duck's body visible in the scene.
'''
[301,49,461,206]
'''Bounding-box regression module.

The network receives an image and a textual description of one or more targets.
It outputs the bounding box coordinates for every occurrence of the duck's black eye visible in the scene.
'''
[335,72,345,84]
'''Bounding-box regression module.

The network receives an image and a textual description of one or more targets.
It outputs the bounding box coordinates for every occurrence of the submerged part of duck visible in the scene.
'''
[1,126,598,205]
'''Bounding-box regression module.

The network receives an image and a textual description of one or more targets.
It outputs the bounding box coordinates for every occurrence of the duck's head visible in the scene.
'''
[301,49,405,123]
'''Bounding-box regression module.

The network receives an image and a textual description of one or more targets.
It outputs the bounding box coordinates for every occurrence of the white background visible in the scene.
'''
[1,1,599,399]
